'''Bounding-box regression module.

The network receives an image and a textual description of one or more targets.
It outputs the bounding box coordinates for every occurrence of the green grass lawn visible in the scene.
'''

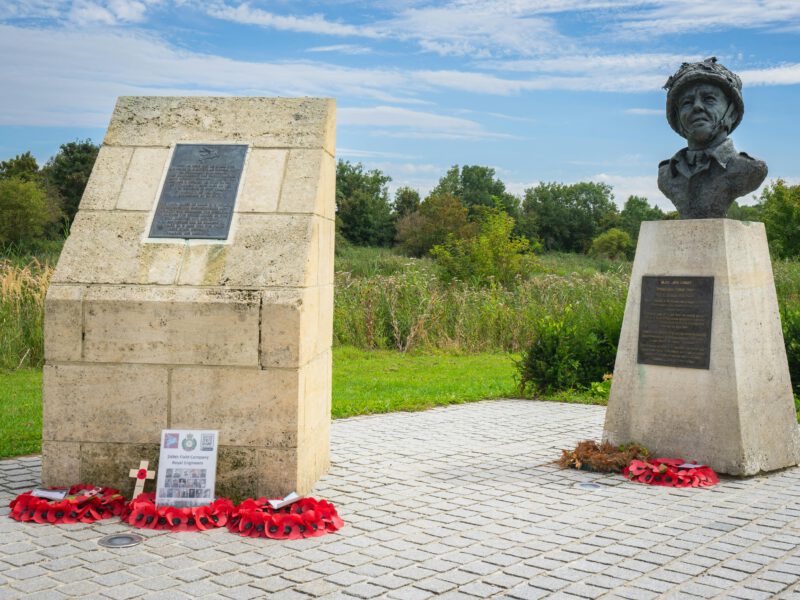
[0,369,42,458]
[0,349,521,459]
[332,347,519,418]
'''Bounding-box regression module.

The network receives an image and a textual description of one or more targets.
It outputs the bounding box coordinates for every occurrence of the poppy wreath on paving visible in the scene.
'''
[121,493,234,531]
[623,458,719,487]
[9,484,127,524]
[229,497,344,539]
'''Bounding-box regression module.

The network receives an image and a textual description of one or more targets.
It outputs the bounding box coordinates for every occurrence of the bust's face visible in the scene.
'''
[677,82,731,147]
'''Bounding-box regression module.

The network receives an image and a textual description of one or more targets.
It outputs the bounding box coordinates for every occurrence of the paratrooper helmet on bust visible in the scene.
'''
[664,57,744,141]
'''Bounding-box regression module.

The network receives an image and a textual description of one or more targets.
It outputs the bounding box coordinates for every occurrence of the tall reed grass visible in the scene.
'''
[0,258,52,370]
[334,263,629,353]
[5,244,800,376]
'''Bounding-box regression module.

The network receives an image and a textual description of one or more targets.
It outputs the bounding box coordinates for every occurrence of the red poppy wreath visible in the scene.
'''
[122,493,234,531]
[9,485,127,524]
[228,497,344,539]
[623,458,719,487]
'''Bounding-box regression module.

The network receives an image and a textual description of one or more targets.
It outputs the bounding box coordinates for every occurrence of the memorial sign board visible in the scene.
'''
[637,275,714,369]
[155,429,219,507]
[149,143,247,240]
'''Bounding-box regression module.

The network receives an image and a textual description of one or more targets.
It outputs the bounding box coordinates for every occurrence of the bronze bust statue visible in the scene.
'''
[658,57,767,219]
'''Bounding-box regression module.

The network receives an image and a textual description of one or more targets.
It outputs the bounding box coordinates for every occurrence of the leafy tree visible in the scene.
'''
[619,196,664,241]
[396,192,474,257]
[726,200,763,222]
[761,180,800,258]
[393,186,420,218]
[0,152,39,182]
[430,164,519,215]
[0,178,53,244]
[430,207,536,286]
[589,228,634,260]
[42,139,99,225]
[520,182,618,253]
[336,160,394,246]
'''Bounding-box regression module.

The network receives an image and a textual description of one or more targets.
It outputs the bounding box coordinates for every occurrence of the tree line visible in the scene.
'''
[0,141,98,247]
[336,160,800,262]
[2,142,800,263]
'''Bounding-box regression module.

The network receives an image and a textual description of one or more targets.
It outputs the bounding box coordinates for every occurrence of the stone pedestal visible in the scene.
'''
[42,97,335,498]
[604,219,800,475]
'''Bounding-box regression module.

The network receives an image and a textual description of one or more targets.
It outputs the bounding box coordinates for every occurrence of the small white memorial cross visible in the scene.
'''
[129,460,156,497]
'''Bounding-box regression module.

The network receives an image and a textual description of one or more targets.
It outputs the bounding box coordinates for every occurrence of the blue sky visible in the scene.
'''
[2,1,800,209]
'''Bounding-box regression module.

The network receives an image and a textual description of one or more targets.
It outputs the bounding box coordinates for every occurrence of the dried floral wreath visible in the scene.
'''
[558,440,649,473]
[558,440,719,488]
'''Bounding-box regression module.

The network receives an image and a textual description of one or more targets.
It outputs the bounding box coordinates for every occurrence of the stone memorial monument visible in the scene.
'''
[604,59,800,475]
[42,97,335,497]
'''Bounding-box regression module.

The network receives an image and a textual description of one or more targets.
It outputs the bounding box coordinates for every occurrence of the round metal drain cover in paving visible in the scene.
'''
[574,482,602,490]
[98,533,144,548]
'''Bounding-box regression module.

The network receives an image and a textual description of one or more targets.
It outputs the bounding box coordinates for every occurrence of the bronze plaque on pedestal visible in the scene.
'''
[637,275,714,369]
[149,144,247,240]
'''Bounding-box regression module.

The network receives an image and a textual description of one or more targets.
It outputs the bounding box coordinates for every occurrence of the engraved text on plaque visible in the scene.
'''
[149,144,248,240]
[637,276,714,369]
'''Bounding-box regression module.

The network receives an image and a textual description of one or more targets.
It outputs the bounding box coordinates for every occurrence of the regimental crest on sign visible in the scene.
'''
[155,429,219,508]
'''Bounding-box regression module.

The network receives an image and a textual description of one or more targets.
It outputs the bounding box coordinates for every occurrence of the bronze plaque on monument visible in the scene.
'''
[637,276,714,369]
[149,144,248,240]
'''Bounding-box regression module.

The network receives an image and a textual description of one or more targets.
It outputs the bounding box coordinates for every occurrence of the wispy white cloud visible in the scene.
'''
[382,5,568,57]
[625,108,661,115]
[589,173,669,209]
[67,0,157,25]
[306,44,373,55]
[1,0,65,19]
[740,63,800,86]
[480,52,693,74]
[616,0,800,36]
[207,3,382,37]
[338,148,418,160]
[207,1,569,58]
[0,25,425,126]
[339,106,510,140]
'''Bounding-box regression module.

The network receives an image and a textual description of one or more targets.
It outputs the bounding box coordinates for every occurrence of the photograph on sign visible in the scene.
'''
[155,429,219,507]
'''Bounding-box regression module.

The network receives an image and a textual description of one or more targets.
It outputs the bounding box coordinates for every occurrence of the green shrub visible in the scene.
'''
[782,304,800,396]
[395,192,474,257]
[0,178,53,245]
[516,303,622,395]
[589,227,634,260]
[431,208,538,286]
[516,312,581,393]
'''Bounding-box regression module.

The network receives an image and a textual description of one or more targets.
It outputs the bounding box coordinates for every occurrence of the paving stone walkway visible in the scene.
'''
[3,399,800,599]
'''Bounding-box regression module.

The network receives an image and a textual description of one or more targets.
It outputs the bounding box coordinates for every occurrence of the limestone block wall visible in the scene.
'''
[43,97,335,498]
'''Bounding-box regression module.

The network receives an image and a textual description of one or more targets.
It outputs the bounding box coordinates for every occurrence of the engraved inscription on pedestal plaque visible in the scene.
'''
[149,144,248,240]
[637,276,714,369]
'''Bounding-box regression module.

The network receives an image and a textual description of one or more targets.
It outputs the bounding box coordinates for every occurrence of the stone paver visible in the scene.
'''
[2,400,800,599]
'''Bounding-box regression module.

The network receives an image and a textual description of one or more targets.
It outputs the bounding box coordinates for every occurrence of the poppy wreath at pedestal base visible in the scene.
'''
[9,485,127,524]
[229,497,344,539]
[122,493,234,531]
[623,458,719,487]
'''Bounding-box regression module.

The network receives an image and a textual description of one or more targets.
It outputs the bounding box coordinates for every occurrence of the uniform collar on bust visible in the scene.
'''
[670,137,737,178]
